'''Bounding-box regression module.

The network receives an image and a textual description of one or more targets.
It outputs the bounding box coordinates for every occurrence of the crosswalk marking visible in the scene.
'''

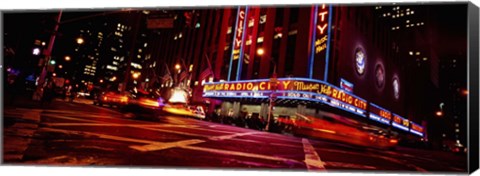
[3,109,42,162]
[302,138,326,171]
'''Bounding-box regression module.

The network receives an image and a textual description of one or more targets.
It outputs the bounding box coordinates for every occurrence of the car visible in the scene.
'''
[161,103,206,119]
[119,91,165,119]
[285,112,398,150]
[93,91,129,107]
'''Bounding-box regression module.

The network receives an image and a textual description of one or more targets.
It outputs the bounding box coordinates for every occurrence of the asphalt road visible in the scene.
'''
[2,98,467,173]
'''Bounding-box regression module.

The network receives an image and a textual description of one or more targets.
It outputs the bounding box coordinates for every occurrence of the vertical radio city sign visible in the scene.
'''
[309,4,333,81]
[228,7,249,81]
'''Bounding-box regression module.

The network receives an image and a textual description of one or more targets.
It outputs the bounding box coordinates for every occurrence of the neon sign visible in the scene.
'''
[369,103,392,125]
[228,7,249,81]
[410,122,424,137]
[309,4,332,81]
[233,8,246,60]
[203,78,425,136]
[203,78,368,114]
[315,4,329,54]
[340,78,354,93]
[392,113,409,131]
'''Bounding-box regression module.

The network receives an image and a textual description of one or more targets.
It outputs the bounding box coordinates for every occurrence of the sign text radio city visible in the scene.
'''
[203,78,367,110]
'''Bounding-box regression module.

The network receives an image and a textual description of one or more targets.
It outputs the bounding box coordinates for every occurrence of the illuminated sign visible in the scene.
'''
[309,4,332,81]
[228,7,249,81]
[233,8,246,60]
[355,48,366,75]
[368,103,392,125]
[410,122,424,137]
[375,63,385,88]
[315,5,329,54]
[340,78,354,93]
[203,78,368,116]
[392,113,409,131]
[203,77,425,136]
[393,76,400,100]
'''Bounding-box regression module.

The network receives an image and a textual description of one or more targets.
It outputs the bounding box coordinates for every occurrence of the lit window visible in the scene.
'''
[421,22,424,25]
[411,11,414,14]
[179,33,183,38]
[144,43,148,47]
[406,12,410,15]
[137,55,141,59]
[259,15,267,24]
[406,8,410,11]
[227,27,232,34]
[138,49,142,53]
[409,51,413,55]
[246,39,252,45]
[455,129,460,133]
[257,36,264,43]
[416,51,420,55]
[248,19,254,27]
[423,57,428,61]
[288,30,298,35]
[406,20,410,23]
[174,36,178,40]
[383,14,386,17]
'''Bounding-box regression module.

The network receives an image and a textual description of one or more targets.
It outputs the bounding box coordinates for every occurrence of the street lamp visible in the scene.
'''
[76,37,84,45]
[32,48,41,55]
[175,64,181,70]
[436,111,443,117]
[65,56,71,61]
[58,65,63,69]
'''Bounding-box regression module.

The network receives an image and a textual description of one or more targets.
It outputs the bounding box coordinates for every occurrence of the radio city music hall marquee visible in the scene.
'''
[203,78,425,137]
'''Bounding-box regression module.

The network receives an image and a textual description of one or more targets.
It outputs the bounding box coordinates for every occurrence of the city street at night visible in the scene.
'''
[2,2,478,174]
[3,97,466,172]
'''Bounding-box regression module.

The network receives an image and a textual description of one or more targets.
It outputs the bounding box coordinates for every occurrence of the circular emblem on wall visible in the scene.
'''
[355,48,366,76]
[393,77,400,100]
[375,63,385,88]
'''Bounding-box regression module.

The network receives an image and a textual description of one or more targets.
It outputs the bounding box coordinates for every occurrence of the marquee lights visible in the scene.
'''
[369,103,392,125]
[203,77,424,137]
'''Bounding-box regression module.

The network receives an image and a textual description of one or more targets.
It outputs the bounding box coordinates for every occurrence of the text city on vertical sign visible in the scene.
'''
[228,7,249,81]
[309,4,332,81]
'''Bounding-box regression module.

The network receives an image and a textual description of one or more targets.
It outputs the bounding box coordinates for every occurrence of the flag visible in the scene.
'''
[179,71,188,82]
[162,63,173,83]
[199,67,213,82]
[198,53,215,81]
